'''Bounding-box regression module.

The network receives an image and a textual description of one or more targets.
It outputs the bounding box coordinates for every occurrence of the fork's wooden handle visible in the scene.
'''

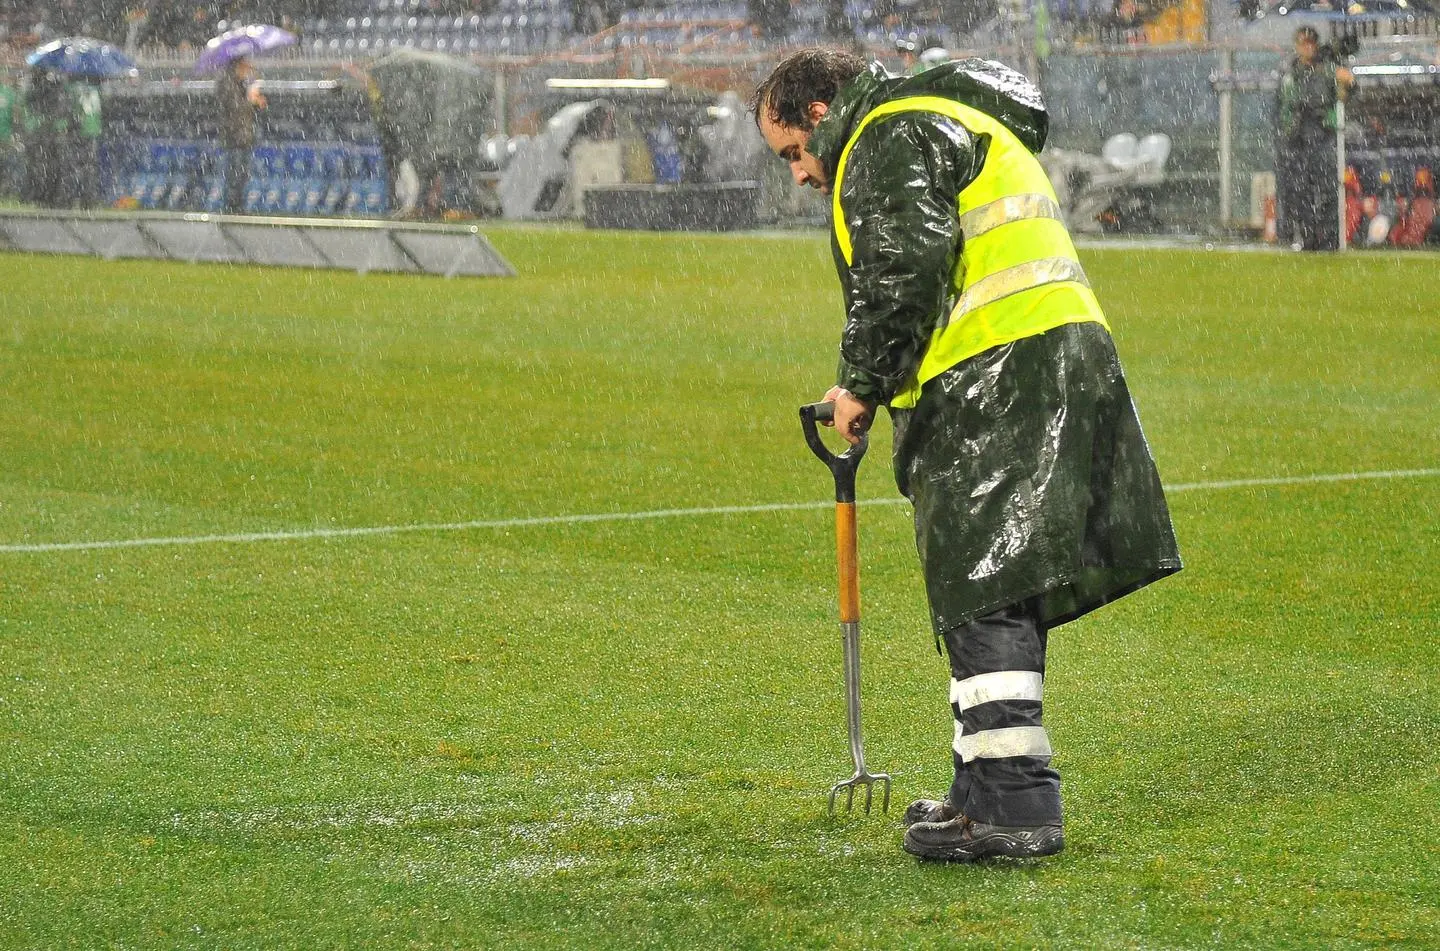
[836,501,860,623]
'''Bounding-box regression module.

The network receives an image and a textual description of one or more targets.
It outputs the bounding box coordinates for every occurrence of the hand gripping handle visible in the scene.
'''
[799,402,868,503]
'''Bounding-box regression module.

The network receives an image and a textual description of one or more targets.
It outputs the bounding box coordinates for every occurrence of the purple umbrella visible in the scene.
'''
[194,24,296,74]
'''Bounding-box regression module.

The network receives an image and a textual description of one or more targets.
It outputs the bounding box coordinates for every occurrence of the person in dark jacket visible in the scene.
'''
[1275,26,1353,251]
[22,66,71,207]
[751,48,1181,862]
[215,56,265,214]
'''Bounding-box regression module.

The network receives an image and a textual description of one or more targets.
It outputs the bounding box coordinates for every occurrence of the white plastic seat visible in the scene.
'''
[1135,133,1172,181]
[1101,132,1139,170]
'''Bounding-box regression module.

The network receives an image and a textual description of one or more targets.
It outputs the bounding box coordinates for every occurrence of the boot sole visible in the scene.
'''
[903,826,1064,862]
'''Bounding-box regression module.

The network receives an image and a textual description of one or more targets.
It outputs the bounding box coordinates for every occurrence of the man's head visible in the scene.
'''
[749,48,867,195]
[1294,26,1319,64]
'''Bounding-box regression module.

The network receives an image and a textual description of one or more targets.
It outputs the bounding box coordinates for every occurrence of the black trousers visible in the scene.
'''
[24,131,69,207]
[68,138,99,208]
[1277,136,1339,251]
[222,146,251,214]
[943,601,1062,826]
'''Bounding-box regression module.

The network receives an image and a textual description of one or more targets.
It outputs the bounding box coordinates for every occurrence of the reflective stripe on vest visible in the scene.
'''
[831,95,1110,408]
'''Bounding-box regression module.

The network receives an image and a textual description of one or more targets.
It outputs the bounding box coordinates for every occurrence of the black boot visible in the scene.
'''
[903,816,1064,862]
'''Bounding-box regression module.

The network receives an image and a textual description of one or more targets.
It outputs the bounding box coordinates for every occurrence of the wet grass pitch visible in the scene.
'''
[1,231,1436,948]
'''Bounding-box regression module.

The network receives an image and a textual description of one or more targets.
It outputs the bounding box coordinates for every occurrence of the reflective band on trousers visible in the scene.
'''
[954,725,1053,762]
[955,193,1064,241]
[950,670,1044,712]
[951,257,1090,323]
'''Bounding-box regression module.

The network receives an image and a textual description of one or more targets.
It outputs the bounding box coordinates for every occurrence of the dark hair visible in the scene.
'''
[1295,26,1319,43]
[749,47,868,130]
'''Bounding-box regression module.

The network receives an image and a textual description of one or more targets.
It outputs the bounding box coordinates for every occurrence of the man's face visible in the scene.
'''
[1296,35,1317,64]
[759,102,830,195]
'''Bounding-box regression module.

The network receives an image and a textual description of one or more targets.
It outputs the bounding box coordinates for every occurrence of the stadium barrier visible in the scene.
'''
[0,209,515,278]
[583,182,760,231]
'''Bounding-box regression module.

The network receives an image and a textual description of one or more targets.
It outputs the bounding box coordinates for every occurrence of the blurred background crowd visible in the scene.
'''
[0,0,1243,58]
[0,0,1436,246]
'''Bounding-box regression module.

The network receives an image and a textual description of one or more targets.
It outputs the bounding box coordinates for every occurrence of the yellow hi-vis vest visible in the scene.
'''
[832,96,1110,409]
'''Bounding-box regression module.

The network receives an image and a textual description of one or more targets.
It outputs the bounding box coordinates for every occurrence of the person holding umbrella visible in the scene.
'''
[195,24,296,214]
[215,57,265,213]
[22,66,71,207]
[22,36,138,207]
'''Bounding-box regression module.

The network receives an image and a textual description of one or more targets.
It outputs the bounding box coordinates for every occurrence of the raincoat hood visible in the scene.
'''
[807,59,1049,181]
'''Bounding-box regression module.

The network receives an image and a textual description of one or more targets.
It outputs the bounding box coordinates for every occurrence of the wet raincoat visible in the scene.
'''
[806,60,1181,635]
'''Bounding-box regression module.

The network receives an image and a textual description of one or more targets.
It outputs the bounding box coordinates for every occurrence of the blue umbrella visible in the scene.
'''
[26,36,139,79]
[194,24,297,74]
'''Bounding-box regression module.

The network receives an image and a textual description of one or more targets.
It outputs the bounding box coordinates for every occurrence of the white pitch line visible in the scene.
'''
[1,467,1436,555]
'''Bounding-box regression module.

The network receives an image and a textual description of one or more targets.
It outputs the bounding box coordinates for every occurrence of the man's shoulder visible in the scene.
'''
[849,105,975,152]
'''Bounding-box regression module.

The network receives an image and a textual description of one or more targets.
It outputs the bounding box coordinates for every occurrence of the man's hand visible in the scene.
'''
[823,385,874,447]
[1336,66,1354,101]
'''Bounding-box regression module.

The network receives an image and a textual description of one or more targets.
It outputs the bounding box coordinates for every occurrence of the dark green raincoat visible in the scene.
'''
[807,60,1182,634]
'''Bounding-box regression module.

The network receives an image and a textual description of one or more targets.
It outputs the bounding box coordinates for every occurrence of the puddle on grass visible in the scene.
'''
[156,773,874,890]
[161,780,675,886]
[166,800,484,833]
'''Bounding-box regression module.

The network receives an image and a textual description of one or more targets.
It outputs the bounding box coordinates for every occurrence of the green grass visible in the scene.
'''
[1,234,1437,949]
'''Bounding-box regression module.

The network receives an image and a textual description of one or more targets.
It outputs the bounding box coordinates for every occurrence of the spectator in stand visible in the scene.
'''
[1390,168,1437,247]
[1106,0,1145,45]
[748,0,790,40]
[216,55,264,213]
[29,8,57,43]
[178,5,213,49]
[822,0,850,40]
[1275,26,1353,251]
[873,0,923,35]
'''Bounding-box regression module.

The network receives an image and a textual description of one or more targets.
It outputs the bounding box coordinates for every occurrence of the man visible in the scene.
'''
[22,66,70,207]
[216,57,266,214]
[1276,26,1354,251]
[751,49,1181,861]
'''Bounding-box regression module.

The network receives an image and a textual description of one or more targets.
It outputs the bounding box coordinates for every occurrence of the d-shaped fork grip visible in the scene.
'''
[799,401,868,503]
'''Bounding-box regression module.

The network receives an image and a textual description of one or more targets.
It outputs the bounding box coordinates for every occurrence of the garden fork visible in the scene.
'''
[800,401,893,816]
